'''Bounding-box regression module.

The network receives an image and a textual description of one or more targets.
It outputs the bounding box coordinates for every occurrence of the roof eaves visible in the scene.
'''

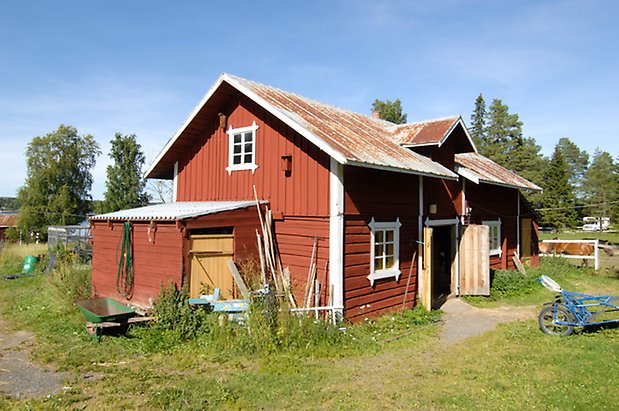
[347,160,459,180]
[222,75,348,165]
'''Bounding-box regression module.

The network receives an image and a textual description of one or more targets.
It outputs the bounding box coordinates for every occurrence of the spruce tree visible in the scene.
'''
[540,146,577,229]
[470,93,486,148]
[99,133,150,213]
[582,149,617,225]
[556,137,589,200]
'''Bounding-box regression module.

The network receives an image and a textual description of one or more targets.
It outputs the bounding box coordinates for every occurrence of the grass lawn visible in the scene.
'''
[0,244,618,410]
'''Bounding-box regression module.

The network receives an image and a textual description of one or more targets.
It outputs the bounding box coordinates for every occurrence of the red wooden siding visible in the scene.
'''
[344,166,419,321]
[91,221,183,308]
[274,216,330,306]
[176,95,331,218]
[465,184,520,270]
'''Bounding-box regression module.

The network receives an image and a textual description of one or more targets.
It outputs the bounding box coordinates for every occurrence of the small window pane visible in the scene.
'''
[244,154,252,163]
[233,145,242,154]
[386,230,394,242]
[233,155,242,165]
[375,257,384,270]
[244,132,253,142]
[244,143,253,152]
[375,243,383,257]
[385,242,394,256]
[234,134,242,144]
[386,255,394,268]
[376,230,383,243]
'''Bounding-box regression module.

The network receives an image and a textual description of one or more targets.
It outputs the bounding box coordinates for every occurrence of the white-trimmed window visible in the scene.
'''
[368,217,401,286]
[483,220,502,256]
[226,121,259,174]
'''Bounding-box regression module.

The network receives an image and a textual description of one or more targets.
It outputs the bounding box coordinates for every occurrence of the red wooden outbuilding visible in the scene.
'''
[91,73,541,320]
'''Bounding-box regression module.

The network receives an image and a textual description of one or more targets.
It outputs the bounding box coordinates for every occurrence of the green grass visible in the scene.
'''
[539,230,619,245]
[1,245,618,410]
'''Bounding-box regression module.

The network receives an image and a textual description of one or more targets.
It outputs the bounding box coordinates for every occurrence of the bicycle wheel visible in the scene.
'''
[538,305,575,336]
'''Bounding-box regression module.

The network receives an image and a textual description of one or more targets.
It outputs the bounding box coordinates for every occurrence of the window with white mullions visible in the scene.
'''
[226,121,259,174]
[483,219,502,256]
[368,217,401,286]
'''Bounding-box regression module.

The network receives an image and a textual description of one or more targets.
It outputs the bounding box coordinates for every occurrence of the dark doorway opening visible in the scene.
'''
[432,225,453,308]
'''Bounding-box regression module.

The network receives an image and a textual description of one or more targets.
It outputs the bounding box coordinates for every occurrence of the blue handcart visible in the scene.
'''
[537,275,619,336]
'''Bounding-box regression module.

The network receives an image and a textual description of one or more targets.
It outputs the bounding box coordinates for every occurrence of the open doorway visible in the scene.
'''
[431,225,454,308]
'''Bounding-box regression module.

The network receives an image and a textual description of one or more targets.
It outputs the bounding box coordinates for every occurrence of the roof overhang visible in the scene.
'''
[347,160,458,180]
[455,164,542,192]
[90,201,264,222]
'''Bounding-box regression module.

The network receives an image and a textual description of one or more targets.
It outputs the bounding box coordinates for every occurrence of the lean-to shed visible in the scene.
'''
[90,201,261,307]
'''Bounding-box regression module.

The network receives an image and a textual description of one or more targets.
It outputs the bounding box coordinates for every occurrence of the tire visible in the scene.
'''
[538,305,575,336]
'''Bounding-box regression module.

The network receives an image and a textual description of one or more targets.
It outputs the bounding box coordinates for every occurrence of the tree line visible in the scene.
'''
[470,94,618,230]
[373,95,619,230]
[10,125,150,241]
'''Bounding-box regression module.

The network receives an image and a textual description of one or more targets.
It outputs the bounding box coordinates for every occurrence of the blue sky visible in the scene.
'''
[1,0,617,199]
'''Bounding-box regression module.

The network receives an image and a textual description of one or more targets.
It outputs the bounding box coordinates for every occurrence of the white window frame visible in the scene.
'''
[483,219,502,257]
[226,121,259,174]
[368,217,401,286]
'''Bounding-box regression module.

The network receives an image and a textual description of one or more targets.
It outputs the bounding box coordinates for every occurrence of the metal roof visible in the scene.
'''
[145,73,458,180]
[454,153,542,191]
[90,201,259,221]
[392,116,458,145]
[0,212,17,228]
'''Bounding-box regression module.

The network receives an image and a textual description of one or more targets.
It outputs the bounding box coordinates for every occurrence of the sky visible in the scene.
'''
[1,0,617,199]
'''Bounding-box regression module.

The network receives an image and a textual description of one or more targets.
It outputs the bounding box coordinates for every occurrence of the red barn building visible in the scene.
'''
[91,74,540,320]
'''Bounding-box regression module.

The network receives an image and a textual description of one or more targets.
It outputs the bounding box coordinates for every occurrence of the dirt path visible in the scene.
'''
[0,319,66,399]
[440,298,536,344]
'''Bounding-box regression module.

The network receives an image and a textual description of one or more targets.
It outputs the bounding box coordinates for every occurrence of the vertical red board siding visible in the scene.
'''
[466,184,521,270]
[91,221,183,308]
[273,216,331,306]
[343,166,420,322]
[176,95,330,218]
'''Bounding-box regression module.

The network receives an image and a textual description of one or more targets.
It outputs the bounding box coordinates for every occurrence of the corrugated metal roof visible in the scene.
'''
[90,201,259,221]
[0,212,17,227]
[146,73,458,180]
[454,153,542,191]
[392,116,459,145]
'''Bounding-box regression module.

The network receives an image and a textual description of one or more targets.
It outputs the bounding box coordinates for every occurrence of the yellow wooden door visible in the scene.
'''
[190,234,234,299]
[458,224,490,295]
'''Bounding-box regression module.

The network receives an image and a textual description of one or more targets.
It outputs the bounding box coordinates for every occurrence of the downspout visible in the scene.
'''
[173,161,179,202]
[417,175,424,303]
[329,158,345,319]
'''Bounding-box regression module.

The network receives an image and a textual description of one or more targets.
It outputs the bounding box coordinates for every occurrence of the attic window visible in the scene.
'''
[226,121,259,174]
[367,217,402,286]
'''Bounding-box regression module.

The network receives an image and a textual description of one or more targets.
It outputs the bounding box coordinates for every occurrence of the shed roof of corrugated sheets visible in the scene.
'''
[90,201,259,221]
[454,152,542,191]
[391,116,459,145]
[0,212,17,227]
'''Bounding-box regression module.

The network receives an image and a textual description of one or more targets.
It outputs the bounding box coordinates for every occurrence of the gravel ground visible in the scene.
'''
[440,298,536,344]
[0,320,66,399]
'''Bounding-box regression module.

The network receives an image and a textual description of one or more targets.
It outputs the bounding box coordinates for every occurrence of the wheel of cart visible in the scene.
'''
[536,275,619,336]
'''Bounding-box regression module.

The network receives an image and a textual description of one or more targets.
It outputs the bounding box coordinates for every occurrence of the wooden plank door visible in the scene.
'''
[189,234,234,299]
[421,227,433,311]
[458,224,490,295]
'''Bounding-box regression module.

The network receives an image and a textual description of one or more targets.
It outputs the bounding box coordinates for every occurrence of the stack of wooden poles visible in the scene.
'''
[253,187,296,308]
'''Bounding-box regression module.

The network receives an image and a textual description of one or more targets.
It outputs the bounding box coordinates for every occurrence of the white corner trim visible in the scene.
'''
[329,158,344,317]
[172,161,178,202]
